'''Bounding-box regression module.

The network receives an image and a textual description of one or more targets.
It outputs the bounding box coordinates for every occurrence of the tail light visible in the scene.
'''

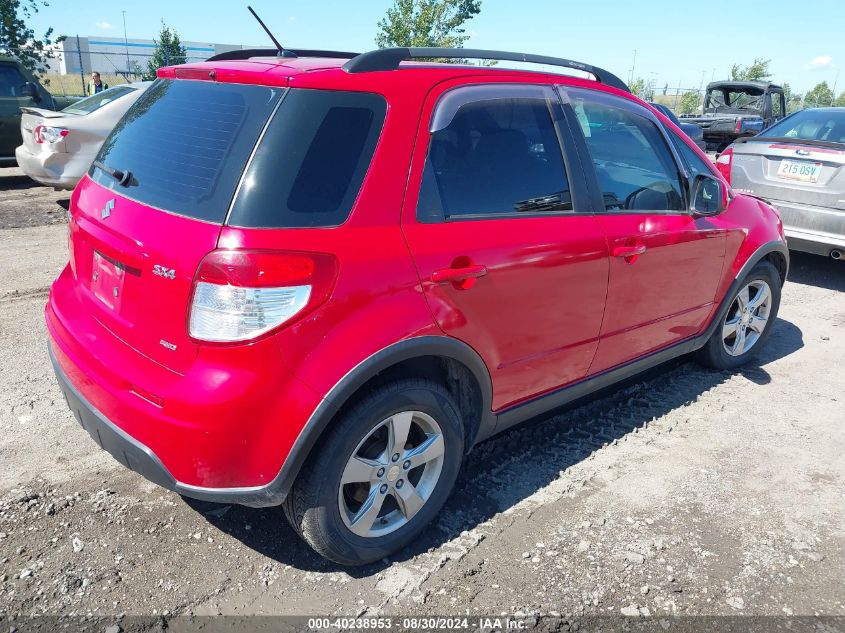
[188,250,338,343]
[34,125,68,144]
[715,147,733,184]
[735,119,743,133]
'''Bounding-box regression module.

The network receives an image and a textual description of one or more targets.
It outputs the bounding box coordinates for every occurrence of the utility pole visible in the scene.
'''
[628,49,637,85]
[75,34,86,96]
[122,10,130,77]
[833,68,840,104]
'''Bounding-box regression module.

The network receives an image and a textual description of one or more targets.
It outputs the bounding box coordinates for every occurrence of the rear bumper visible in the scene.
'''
[14,144,86,189]
[50,345,290,506]
[47,264,327,506]
[767,198,845,256]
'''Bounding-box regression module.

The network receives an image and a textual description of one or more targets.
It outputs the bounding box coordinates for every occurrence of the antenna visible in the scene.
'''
[247,6,297,58]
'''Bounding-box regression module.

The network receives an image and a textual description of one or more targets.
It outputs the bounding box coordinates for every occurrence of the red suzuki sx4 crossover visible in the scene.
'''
[47,47,788,565]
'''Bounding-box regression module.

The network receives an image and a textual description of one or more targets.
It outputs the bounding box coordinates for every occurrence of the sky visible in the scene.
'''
[29,0,844,95]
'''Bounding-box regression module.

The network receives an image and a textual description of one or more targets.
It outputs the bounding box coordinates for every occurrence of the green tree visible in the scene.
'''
[782,82,803,113]
[628,77,645,97]
[0,0,62,73]
[662,82,668,96]
[679,91,701,115]
[834,91,845,107]
[730,58,771,82]
[804,81,834,107]
[142,21,187,81]
[376,0,482,49]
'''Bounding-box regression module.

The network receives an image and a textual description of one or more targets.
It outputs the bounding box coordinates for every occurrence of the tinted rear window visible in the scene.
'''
[89,79,283,223]
[228,89,386,228]
[0,64,26,97]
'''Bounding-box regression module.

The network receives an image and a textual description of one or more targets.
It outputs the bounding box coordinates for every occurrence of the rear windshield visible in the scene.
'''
[63,85,137,115]
[228,89,387,228]
[89,79,283,223]
[760,109,845,143]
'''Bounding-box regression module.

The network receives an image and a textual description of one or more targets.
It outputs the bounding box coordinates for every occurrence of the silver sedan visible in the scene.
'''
[725,107,845,260]
[15,82,150,189]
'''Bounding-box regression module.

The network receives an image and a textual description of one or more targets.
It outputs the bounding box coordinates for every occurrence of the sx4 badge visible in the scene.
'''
[152,265,176,280]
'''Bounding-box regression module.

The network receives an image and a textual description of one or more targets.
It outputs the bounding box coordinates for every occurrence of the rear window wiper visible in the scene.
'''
[93,160,133,186]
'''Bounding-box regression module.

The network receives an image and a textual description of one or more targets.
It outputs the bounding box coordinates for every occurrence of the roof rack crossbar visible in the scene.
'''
[207,48,360,62]
[342,47,629,92]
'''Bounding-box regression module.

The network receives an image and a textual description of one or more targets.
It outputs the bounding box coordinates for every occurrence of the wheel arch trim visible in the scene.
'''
[265,336,494,505]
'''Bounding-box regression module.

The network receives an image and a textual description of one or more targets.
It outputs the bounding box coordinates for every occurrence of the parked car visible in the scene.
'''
[648,102,706,151]
[0,55,82,164]
[15,82,151,189]
[681,81,787,152]
[718,107,845,259]
[46,47,788,565]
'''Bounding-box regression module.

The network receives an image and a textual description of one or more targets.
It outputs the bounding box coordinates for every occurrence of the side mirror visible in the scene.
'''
[20,82,41,103]
[690,174,728,216]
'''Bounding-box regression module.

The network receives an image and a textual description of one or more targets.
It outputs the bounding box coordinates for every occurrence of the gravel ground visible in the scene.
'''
[1,166,844,622]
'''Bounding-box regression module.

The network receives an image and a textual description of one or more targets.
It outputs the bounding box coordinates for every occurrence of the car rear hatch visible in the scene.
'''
[66,77,284,373]
[731,138,845,210]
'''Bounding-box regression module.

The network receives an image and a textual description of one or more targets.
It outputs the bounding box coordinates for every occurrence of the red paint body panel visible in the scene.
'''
[590,214,726,371]
[46,54,786,495]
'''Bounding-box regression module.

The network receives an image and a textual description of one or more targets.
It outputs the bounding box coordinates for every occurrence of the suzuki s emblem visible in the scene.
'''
[795,149,811,156]
[152,265,176,280]
[101,199,115,219]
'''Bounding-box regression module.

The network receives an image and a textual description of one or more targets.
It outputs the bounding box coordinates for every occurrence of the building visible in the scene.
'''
[48,36,259,76]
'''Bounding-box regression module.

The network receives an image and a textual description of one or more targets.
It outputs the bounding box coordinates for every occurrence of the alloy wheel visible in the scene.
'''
[338,410,445,538]
[722,279,773,357]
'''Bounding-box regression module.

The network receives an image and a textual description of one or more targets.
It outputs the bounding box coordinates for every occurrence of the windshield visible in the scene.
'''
[760,109,845,143]
[62,85,137,115]
[707,87,764,111]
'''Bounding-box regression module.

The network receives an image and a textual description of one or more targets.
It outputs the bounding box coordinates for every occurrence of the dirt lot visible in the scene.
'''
[1,166,844,623]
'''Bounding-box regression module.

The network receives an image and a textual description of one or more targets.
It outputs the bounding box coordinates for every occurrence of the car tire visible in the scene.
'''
[696,260,782,370]
[284,378,464,566]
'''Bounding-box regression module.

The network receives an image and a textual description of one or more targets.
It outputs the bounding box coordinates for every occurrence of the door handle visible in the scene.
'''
[431,264,488,284]
[611,244,647,258]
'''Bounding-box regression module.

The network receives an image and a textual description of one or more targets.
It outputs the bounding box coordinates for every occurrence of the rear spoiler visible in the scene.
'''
[19,106,67,118]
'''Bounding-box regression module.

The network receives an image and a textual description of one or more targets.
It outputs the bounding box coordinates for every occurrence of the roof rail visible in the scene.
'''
[342,47,629,92]
[207,48,359,62]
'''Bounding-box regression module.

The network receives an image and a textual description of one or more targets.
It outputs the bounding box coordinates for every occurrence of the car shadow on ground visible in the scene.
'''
[183,316,803,577]
[0,172,42,191]
[786,251,844,292]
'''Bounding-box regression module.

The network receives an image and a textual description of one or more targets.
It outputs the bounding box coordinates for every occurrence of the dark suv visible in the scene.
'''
[48,47,788,565]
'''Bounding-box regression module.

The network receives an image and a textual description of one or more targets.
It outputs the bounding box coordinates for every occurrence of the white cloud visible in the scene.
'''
[805,55,834,71]
[95,21,115,30]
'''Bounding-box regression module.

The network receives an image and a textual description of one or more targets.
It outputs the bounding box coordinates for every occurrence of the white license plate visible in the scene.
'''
[777,159,822,183]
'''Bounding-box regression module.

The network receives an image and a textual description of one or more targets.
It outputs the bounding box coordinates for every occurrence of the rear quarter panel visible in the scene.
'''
[216,72,441,404]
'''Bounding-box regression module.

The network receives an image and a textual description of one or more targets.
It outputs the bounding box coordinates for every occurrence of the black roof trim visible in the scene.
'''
[706,80,783,91]
[207,48,360,62]
[342,47,629,92]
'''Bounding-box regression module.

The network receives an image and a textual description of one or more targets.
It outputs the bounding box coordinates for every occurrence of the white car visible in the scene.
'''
[15,82,151,189]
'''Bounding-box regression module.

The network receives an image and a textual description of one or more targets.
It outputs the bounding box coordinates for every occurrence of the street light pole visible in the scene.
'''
[122,10,130,77]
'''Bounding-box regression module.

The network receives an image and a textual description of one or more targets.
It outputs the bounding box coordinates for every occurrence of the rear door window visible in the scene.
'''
[89,79,283,223]
[417,84,572,221]
[567,88,685,212]
[228,89,386,228]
